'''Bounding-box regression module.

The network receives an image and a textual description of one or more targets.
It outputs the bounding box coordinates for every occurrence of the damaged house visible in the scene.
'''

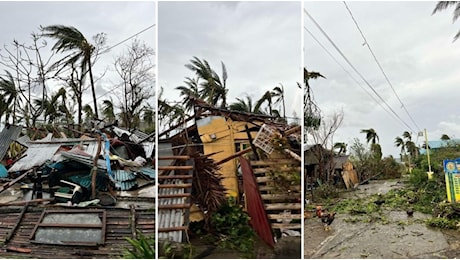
[158,98,302,249]
[0,124,154,258]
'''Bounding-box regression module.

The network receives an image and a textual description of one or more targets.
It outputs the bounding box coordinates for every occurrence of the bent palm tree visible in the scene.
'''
[42,25,99,118]
[361,128,379,145]
[185,57,228,108]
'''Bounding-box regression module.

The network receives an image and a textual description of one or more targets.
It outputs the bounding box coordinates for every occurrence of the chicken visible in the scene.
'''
[316,206,336,231]
[315,205,326,218]
[406,207,414,217]
[321,212,336,231]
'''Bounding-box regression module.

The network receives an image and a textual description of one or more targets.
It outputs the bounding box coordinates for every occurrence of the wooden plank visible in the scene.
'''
[158,166,193,171]
[250,159,299,166]
[261,194,300,200]
[158,193,191,199]
[258,186,301,192]
[158,156,190,160]
[271,223,302,229]
[265,203,301,210]
[158,183,192,189]
[267,214,302,220]
[158,204,190,210]
[158,226,188,232]
[158,175,193,180]
[253,167,301,174]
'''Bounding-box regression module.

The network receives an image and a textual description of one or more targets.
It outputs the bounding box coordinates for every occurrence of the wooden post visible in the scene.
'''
[92,134,102,199]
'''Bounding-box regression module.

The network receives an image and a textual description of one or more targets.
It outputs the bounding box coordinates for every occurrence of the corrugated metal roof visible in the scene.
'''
[8,143,62,172]
[158,180,186,243]
[0,125,22,160]
[8,139,100,173]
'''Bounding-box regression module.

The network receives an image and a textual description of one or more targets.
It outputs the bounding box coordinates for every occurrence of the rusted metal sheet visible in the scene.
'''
[240,156,275,248]
[0,125,22,160]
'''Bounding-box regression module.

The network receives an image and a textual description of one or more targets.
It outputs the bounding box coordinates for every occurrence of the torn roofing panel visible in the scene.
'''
[8,143,62,172]
[8,139,100,172]
[0,125,22,160]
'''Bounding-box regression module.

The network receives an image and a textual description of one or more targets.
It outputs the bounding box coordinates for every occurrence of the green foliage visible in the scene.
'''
[123,232,155,259]
[426,217,458,230]
[210,197,255,258]
[312,183,339,201]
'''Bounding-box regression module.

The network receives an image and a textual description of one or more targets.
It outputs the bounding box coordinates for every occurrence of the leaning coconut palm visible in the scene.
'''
[191,152,227,228]
[42,25,105,119]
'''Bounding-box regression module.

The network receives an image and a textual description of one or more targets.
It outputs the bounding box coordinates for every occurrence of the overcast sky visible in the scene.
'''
[158,1,302,130]
[0,1,155,114]
[304,1,460,157]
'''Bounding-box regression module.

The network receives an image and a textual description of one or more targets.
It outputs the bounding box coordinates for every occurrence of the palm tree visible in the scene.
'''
[184,57,228,108]
[441,134,451,140]
[272,83,285,119]
[229,95,260,114]
[432,1,460,41]
[102,99,116,123]
[176,76,200,113]
[304,68,324,131]
[394,136,406,160]
[361,128,379,145]
[42,25,100,119]
[334,142,347,155]
[0,71,22,124]
[255,90,274,116]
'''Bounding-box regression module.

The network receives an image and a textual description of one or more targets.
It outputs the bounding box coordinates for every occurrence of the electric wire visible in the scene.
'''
[100,24,156,54]
[343,1,421,132]
[304,8,416,133]
[304,25,403,127]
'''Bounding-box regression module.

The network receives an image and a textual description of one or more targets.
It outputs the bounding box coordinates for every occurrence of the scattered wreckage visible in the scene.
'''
[0,124,155,258]
[157,98,302,253]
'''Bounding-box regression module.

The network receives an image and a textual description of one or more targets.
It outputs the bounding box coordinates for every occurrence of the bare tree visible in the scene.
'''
[307,110,344,182]
[114,39,154,129]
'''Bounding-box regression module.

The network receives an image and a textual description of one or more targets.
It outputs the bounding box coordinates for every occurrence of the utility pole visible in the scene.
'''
[424,128,433,178]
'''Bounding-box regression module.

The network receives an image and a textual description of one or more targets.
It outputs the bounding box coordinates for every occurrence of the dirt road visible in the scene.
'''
[304,179,460,259]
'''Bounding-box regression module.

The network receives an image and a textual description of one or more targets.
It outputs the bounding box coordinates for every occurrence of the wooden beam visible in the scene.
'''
[215,147,252,165]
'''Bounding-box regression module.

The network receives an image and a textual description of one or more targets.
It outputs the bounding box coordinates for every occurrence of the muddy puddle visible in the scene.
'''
[305,178,460,259]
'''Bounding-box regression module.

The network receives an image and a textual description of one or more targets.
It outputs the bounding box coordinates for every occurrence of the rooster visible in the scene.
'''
[316,206,336,231]
[321,212,336,231]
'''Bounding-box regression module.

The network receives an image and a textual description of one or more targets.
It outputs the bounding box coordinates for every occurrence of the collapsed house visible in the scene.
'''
[0,124,155,258]
[304,144,358,191]
[158,99,302,247]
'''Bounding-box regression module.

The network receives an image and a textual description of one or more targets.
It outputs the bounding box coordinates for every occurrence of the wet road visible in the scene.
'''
[304,179,460,259]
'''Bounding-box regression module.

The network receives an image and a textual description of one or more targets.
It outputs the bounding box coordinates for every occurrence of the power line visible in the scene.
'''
[304,8,416,133]
[343,1,421,132]
[303,25,403,127]
[101,24,156,54]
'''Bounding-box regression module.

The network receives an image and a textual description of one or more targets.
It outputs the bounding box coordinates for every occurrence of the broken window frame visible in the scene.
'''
[29,209,106,246]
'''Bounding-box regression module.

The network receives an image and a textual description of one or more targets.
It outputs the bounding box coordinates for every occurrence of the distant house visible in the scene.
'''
[419,139,460,155]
